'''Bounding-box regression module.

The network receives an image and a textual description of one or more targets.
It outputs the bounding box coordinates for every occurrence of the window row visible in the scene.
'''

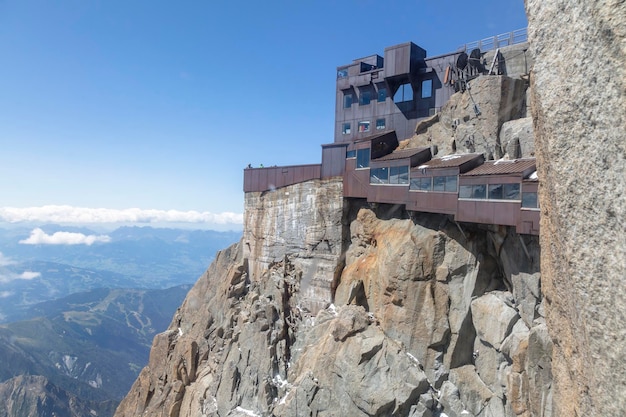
[410,176,457,192]
[342,119,386,135]
[370,166,409,185]
[344,88,387,108]
[459,184,521,200]
[392,80,433,103]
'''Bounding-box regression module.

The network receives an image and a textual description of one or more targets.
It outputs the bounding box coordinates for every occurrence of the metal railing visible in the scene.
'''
[459,28,528,52]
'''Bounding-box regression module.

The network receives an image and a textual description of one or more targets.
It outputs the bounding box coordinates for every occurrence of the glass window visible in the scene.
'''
[378,87,387,102]
[503,183,521,200]
[376,118,386,130]
[346,150,356,159]
[410,177,432,191]
[460,185,487,199]
[358,121,370,132]
[522,192,538,208]
[473,184,486,199]
[393,83,413,103]
[342,123,351,135]
[356,148,370,168]
[433,176,446,191]
[337,69,348,78]
[390,166,409,184]
[459,185,473,198]
[445,176,458,192]
[370,167,389,184]
[489,184,503,199]
[421,79,433,98]
[359,91,371,105]
[344,93,352,108]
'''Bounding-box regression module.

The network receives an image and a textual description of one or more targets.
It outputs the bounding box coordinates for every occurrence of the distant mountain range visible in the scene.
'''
[0,225,240,416]
[0,225,240,322]
[0,285,191,417]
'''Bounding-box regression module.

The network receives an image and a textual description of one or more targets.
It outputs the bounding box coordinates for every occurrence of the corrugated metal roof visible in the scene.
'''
[461,158,536,176]
[373,146,430,161]
[414,153,482,169]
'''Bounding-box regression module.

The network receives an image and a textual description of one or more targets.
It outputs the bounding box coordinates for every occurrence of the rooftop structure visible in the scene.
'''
[243,29,538,235]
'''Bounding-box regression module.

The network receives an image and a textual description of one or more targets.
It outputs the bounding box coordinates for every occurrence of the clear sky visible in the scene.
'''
[0,0,528,230]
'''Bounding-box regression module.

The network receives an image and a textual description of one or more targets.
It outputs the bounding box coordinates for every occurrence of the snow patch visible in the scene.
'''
[529,170,538,180]
[406,352,420,366]
[234,406,260,416]
[328,304,338,316]
[178,327,183,336]
[440,154,463,161]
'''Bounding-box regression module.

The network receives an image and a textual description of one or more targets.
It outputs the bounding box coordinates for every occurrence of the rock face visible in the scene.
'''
[526,0,626,415]
[406,76,530,159]
[0,375,117,417]
[115,185,551,416]
[243,179,344,314]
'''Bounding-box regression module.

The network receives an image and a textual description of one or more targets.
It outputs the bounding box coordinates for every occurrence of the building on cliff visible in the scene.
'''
[244,28,538,236]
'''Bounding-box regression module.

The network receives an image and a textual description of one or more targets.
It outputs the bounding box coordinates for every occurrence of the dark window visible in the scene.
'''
[433,176,446,191]
[522,192,538,208]
[445,176,458,192]
[460,184,486,199]
[346,150,356,159]
[390,166,409,184]
[410,177,432,191]
[356,148,370,168]
[421,79,433,98]
[378,87,387,102]
[337,69,348,78]
[370,167,389,184]
[376,118,386,130]
[489,184,503,199]
[360,91,371,105]
[459,185,472,198]
[358,121,370,132]
[503,183,521,200]
[344,93,352,108]
[342,123,351,135]
[393,83,413,103]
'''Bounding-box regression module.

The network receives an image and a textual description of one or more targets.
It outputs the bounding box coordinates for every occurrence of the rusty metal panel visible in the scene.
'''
[242,165,321,193]
[322,144,347,178]
[517,209,540,235]
[462,159,536,177]
[343,169,370,198]
[367,185,409,204]
[407,191,457,215]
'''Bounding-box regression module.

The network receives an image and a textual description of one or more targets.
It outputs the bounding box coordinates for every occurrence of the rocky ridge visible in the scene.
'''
[114,68,550,416]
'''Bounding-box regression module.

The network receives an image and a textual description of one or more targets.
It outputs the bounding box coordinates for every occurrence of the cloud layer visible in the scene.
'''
[19,228,111,246]
[0,205,243,225]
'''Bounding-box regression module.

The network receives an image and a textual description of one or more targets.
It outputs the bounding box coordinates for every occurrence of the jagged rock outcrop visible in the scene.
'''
[0,375,117,417]
[526,0,626,415]
[115,185,551,416]
[405,76,529,159]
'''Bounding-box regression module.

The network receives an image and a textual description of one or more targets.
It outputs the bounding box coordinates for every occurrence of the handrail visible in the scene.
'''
[458,28,528,53]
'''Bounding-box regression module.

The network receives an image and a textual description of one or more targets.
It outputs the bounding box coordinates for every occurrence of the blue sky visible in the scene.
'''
[0,0,527,230]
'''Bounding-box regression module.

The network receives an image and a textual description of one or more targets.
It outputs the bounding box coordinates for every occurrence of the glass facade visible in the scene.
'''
[378,87,387,102]
[342,123,351,134]
[410,177,432,191]
[389,166,409,184]
[376,118,386,130]
[358,121,370,132]
[393,83,413,103]
[421,79,433,98]
[522,191,539,208]
[360,91,371,105]
[370,167,389,184]
[462,183,521,200]
[460,184,487,199]
[346,150,356,159]
[344,93,352,108]
[356,148,370,168]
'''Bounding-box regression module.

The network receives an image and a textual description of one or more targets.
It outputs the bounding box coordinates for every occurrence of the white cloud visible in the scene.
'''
[0,205,243,225]
[19,271,41,279]
[19,228,111,246]
[0,291,14,298]
[0,253,15,266]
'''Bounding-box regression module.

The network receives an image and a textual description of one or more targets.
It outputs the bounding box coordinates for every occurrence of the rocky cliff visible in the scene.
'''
[115,177,551,417]
[525,0,626,415]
